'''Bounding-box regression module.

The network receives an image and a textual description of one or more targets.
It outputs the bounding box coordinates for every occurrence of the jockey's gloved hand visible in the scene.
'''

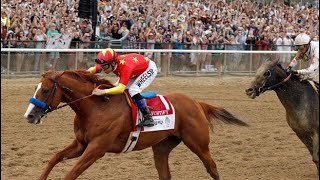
[293,70,299,75]
[286,66,292,73]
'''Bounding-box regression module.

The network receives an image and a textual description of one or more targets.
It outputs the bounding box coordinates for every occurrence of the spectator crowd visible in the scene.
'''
[1,0,319,72]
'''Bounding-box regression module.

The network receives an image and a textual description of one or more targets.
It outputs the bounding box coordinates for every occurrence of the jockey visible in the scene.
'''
[87,48,158,127]
[287,32,319,83]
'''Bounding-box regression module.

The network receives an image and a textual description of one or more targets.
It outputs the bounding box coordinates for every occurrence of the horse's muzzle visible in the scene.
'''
[245,88,258,99]
[25,112,43,124]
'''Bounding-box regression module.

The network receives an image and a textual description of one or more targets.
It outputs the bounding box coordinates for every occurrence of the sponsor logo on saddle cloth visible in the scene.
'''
[121,91,175,153]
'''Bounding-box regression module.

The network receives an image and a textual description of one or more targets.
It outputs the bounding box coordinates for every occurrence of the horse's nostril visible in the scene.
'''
[246,88,253,92]
[27,114,34,119]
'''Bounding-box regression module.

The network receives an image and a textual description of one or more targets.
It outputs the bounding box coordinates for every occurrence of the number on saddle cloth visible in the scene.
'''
[29,97,47,109]
[141,91,157,99]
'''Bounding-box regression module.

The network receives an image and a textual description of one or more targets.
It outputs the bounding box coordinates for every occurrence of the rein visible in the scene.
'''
[31,72,111,114]
[55,94,95,111]
[260,73,292,93]
[52,84,109,112]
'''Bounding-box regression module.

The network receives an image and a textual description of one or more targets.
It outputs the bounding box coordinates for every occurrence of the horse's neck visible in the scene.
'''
[60,75,94,101]
[275,79,307,111]
[68,93,128,120]
[59,79,95,116]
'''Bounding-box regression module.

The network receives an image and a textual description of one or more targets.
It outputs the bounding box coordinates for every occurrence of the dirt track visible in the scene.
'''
[1,76,318,180]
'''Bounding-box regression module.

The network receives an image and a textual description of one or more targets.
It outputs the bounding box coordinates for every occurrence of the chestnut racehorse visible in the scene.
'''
[24,70,249,180]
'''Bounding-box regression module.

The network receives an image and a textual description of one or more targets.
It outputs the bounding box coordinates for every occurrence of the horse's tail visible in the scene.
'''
[198,102,249,130]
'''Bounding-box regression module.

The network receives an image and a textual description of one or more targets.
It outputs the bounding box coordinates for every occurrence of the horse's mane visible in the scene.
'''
[275,62,301,82]
[275,62,319,94]
[61,70,115,88]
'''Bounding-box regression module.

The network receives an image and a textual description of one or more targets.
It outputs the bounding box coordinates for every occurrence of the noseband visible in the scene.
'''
[29,76,60,115]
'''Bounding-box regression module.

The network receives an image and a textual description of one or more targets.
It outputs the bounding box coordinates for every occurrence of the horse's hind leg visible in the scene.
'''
[39,140,85,180]
[188,146,220,180]
[152,136,181,180]
[182,133,220,180]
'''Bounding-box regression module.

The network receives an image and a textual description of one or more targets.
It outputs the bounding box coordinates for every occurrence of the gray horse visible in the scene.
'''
[245,59,319,174]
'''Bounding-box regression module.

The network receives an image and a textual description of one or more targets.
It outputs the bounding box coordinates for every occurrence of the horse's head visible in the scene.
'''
[24,70,114,124]
[245,58,289,99]
[24,70,65,124]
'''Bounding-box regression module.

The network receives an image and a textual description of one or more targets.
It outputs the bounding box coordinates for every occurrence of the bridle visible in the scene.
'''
[255,66,292,95]
[29,73,106,116]
[258,73,292,94]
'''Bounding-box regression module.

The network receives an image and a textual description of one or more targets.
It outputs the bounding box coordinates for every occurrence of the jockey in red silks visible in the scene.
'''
[87,48,157,127]
[287,33,319,83]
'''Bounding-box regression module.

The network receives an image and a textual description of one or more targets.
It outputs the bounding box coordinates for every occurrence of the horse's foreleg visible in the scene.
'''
[63,142,105,180]
[152,136,181,180]
[38,140,85,180]
[295,131,319,172]
[312,131,319,172]
[295,132,313,154]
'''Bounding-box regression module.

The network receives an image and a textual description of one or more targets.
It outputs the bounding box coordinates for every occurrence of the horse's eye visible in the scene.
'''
[42,89,50,95]
[264,70,271,77]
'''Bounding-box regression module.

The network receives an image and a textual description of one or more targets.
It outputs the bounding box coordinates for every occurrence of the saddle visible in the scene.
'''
[306,80,319,94]
[313,81,319,94]
[297,75,318,94]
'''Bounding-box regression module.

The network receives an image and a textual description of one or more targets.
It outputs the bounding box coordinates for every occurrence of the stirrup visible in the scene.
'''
[136,118,154,127]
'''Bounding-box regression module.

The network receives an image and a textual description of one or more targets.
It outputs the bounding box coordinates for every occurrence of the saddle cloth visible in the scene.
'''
[121,91,175,153]
[125,91,175,132]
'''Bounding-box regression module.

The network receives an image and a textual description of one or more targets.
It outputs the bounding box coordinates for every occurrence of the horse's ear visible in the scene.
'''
[48,69,54,73]
[262,58,271,64]
[41,69,55,78]
[270,56,280,65]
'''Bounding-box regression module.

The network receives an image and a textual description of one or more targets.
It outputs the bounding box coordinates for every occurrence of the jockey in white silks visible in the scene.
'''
[287,33,319,83]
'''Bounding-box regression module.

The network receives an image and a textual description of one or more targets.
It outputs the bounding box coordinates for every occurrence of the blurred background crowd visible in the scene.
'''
[1,0,319,73]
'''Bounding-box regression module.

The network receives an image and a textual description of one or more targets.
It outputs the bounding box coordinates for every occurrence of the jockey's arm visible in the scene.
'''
[87,67,96,73]
[297,59,319,75]
[104,83,126,95]
[87,65,102,73]
[297,53,319,75]
[113,79,119,86]
[288,53,300,68]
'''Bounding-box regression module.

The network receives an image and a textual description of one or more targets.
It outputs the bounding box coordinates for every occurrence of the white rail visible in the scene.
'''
[1,48,298,78]
[1,48,297,54]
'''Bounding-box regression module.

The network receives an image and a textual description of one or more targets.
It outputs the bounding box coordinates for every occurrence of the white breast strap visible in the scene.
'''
[121,127,141,153]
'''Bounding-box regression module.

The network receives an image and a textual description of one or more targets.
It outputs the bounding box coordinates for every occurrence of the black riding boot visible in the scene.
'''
[138,105,154,127]
[133,94,155,127]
